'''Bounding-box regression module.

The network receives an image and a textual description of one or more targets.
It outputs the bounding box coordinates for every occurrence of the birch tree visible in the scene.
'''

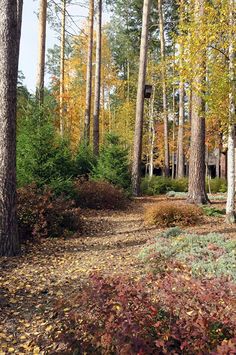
[132,0,152,196]
[0,0,22,256]
[36,0,47,104]
[226,0,236,223]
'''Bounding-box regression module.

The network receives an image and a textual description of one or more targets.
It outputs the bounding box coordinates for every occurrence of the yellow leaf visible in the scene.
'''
[8,348,15,353]
[45,325,53,332]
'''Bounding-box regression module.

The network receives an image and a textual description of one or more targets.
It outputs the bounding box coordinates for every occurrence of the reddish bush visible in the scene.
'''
[53,273,236,354]
[145,201,203,227]
[74,180,129,210]
[17,185,81,240]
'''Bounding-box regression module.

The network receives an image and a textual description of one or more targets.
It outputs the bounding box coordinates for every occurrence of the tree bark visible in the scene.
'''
[36,0,47,104]
[226,0,236,223]
[84,0,94,143]
[187,0,209,205]
[93,0,102,156]
[132,0,152,196]
[0,0,21,256]
[177,77,185,178]
[148,85,155,178]
[59,0,66,136]
[158,0,169,177]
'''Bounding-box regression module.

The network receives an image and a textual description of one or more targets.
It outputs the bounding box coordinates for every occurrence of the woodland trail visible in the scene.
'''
[0,196,233,354]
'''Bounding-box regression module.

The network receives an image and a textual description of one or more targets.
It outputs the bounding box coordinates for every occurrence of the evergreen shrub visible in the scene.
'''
[92,133,131,189]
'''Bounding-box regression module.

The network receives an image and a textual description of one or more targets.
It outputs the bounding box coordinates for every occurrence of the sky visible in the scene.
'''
[19,0,89,93]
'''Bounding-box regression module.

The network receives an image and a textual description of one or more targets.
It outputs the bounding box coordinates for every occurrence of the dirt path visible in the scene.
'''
[0,196,234,354]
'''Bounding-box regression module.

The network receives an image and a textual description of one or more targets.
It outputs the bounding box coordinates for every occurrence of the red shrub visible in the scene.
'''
[17,185,81,240]
[74,180,129,210]
[53,273,236,354]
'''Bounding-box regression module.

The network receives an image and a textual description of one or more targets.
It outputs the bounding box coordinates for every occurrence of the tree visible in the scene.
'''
[132,0,152,196]
[36,0,47,104]
[187,0,209,205]
[60,0,66,136]
[226,0,236,223]
[93,0,102,155]
[158,0,169,177]
[84,0,94,144]
[0,0,22,256]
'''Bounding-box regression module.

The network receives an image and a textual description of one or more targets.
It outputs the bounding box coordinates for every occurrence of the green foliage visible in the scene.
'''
[92,133,131,189]
[74,143,97,177]
[158,226,184,238]
[141,176,188,195]
[202,206,225,217]
[207,178,227,193]
[17,102,75,190]
[140,231,236,281]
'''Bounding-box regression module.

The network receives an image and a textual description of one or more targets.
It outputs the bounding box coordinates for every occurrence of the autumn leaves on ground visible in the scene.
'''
[0,194,236,354]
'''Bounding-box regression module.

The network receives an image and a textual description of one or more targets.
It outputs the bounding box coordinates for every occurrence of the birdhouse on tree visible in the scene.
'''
[144,84,153,99]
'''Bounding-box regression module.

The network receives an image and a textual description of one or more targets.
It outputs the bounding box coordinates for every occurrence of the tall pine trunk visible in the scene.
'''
[93,0,102,156]
[0,0,21,256]
[187,0,209,204]
[226,0,236,223]
[84,0,94,143]
[36,0,47,104]
[132,0,152,196]
[59,0,66,136]
[148,85,155,178]
[158,0,169,177]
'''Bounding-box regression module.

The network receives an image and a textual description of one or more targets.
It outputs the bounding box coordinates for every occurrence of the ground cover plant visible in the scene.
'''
[145,201,203,227]
[140,228,236,280]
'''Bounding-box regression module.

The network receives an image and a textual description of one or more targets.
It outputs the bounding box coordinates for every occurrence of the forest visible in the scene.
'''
[0,0,236,353]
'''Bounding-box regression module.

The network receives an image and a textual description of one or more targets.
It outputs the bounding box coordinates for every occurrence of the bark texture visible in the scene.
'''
[158,0,169,177]
[93,0,102,156]
[59,0,66,136]
[226,0,236,223]
[177,77,185,178]
[36,0,47,104]
[187,0,209,205]
[84,0,94,143]
[132,0,152,195]
[0,0,20,256]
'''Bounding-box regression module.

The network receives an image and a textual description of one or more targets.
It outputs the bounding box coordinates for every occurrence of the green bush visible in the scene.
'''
[170,177,188,192]
[141,176,172,195]
[74,142,97,177]
[92,133,131,189]
[202,206,225,217]
[207,178,227,193]
[140,230,236,280]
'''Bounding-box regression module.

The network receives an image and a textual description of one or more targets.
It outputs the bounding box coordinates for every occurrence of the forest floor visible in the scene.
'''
[0,196,234,354]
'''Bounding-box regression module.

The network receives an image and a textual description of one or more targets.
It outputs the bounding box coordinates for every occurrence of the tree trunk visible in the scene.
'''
[226,0,236,223]
[187,0,209,205]
[59,0,66,136]
[158,0,169,177]
[148,85,155,178]
[36,0,47,104]
[17,0,23,64]
[132,0,152,196]
[93,0,102,156]
[0,0,21,256]
[177,77,185,178]
[84,0,94,143]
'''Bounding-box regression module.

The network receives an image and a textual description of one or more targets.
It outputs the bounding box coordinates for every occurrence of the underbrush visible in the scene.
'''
[145,201,203,227]
[74,180,129,210]
[17,185,81,240]
[140,228,236,280]
[141,177,227,196]
[52,273,236,354]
